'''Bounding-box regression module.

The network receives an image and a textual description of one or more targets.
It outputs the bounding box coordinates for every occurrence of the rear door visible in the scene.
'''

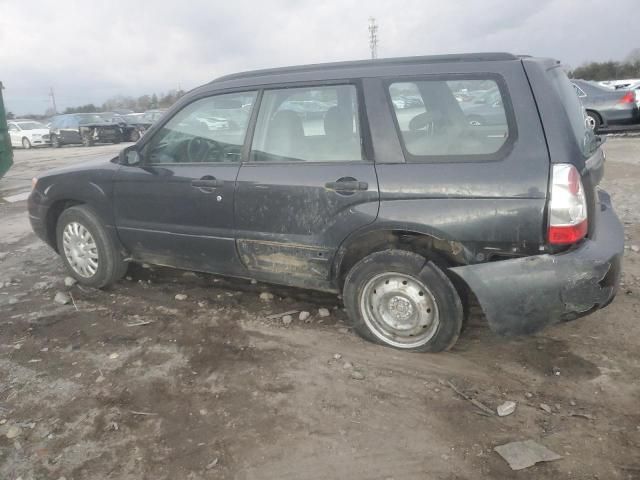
[234,83,379,289]
[61,116,81,144]
[113,91,258,273]
[366,61,550,256]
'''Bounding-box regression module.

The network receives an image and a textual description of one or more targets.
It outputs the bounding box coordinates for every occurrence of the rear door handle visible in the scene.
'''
[192,177,222,188]
[325,180,368,192]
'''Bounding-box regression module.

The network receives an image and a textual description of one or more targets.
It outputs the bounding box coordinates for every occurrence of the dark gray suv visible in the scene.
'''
[28,53,624,352]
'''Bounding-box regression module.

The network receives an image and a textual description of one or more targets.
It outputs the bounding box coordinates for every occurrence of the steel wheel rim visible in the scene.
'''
[585,115,597,130]
[62,222,99,278]
[359,272,440,348]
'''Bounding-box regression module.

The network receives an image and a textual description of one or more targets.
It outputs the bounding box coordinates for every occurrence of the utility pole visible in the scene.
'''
[368,17,378,60]
[49,87,57,114]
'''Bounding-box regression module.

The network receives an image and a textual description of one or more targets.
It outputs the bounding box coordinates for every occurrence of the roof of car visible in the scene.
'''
[209,52,519,87]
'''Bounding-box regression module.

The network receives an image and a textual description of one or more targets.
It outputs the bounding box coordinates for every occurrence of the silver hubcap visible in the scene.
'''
[360,272,439,349]
[62,222,99,278]
[585,115,596,130]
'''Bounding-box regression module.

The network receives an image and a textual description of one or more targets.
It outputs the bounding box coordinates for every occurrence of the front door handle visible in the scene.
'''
[192,176,222,188]
[325,180,368,192]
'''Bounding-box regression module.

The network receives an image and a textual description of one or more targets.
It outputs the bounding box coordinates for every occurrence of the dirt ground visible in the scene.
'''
[1,139,639,480]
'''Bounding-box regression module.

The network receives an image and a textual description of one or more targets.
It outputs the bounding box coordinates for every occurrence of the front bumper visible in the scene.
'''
[28,190,52,247]
[29,135,51,146]
[450,189,623,336]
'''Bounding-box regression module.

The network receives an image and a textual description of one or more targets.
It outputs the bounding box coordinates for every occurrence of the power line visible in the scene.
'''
[368,17,378,60]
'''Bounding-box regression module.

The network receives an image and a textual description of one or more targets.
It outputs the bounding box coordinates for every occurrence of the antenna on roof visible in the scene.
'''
[368,17,378,60]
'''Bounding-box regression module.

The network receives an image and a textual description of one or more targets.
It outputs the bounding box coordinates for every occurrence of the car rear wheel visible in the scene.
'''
[343,250,463,352]
[586,111,601,131]
[56,205,128,288]
[22,137,32,149]
[51,134,61,148]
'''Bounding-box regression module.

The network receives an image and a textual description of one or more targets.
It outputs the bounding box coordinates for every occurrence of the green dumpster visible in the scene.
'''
[0,81,14,179]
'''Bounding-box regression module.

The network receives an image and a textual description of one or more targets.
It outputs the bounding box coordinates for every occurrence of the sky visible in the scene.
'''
[1,0,637,115]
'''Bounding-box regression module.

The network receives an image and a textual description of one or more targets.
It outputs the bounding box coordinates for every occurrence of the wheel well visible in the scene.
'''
[46,200,84,251]
[335,230,466,288]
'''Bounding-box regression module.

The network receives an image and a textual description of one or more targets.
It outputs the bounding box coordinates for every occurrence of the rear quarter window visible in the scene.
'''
[548,68,597,158]
[387,76,515,163]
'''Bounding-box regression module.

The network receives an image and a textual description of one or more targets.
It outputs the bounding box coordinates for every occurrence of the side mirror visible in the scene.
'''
[120,145,142,166]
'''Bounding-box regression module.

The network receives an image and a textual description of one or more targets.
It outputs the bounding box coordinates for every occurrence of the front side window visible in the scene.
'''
[144,91,257,164]
[389,78,511,160]
[251,84,362,162]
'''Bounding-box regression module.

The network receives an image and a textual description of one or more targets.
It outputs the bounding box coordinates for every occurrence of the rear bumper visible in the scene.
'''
[450,189,623,335]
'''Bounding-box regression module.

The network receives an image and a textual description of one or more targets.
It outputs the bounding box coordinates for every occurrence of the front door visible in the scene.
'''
[113,91,258,273]
[234,83,379,289]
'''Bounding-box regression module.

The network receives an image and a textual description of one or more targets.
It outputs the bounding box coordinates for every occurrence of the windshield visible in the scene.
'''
[16,121,45,130]
[548,67,597,157]
[75,114,105,125]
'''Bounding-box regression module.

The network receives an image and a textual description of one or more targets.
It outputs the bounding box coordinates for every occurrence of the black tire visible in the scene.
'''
[586,111,601,131]
[82,134,94,147]
[112,133,122,144]
[343,250,463,353]
[51,134,61,148]
[56,205,128,288]
[22,137,32,149]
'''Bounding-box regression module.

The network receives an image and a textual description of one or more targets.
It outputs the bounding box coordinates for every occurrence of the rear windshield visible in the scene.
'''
[547,67,597,158]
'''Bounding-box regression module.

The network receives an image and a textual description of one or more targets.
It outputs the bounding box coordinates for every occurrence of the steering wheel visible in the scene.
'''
[186,137,223,163]
[408,111,438,134]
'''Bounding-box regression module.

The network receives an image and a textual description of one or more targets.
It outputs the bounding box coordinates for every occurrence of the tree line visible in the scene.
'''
[61,89,185,115]
[570,60,640,81]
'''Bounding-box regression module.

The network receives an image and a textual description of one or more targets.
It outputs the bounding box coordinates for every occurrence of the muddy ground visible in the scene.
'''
[1,139,639,479]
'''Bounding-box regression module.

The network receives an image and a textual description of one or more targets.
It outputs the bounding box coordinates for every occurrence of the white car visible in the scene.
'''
[7,120,51,149]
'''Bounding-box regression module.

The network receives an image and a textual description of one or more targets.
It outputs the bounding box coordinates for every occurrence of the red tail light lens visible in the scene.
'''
[548,164,588,245]
[619,91,635,104]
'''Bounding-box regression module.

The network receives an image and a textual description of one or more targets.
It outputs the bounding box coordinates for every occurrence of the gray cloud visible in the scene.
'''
[0,0,636,114]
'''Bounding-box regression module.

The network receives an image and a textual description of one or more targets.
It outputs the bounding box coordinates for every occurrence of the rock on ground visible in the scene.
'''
[54,291,71,305]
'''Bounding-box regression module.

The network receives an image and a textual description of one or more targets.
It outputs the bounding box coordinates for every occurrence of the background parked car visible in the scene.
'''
[571,79,640,131]
[622,81,640,108]
[100,112,143,142]
[133,109,167,134]
[49,113,122,147]
[7,119,50,148]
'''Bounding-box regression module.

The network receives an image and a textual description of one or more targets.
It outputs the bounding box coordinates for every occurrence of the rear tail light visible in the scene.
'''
[619,91,635,104]
[547,164,588,245]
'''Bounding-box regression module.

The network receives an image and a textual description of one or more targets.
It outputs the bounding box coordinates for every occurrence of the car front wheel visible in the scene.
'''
[22,137,32,149]
[343,250,463,352]
[56,205,128,288]
[51,134,61,148]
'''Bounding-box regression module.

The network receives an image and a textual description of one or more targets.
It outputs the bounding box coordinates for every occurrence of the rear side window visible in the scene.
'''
[548,68,597,158]
[251,84,363,163]
[388,78,512,161]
